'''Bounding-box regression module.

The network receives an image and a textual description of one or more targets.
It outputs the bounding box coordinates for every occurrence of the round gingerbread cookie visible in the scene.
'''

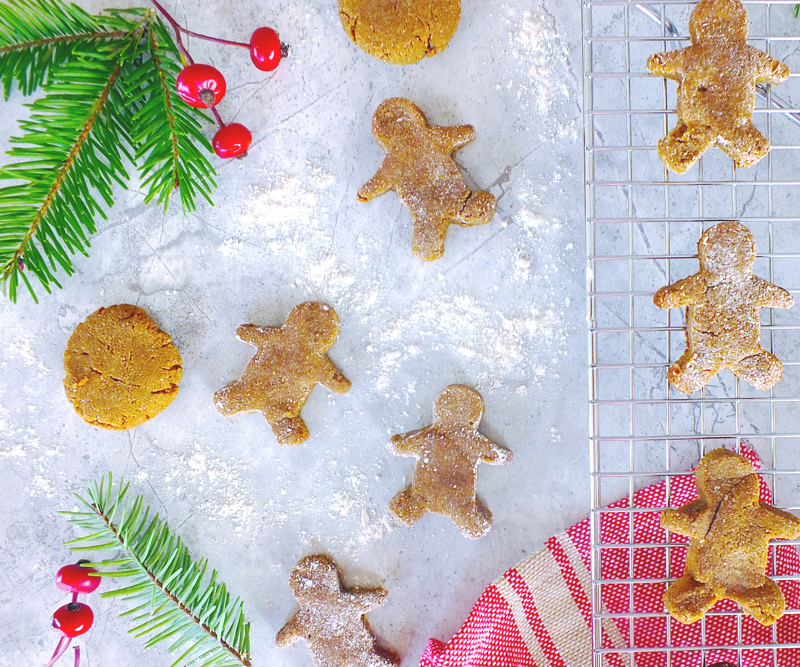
[337,0,460,65]
[64,304,183,430]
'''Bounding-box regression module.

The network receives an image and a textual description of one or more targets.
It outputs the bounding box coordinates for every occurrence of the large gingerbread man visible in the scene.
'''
[276,555,398,667]
[389,384,512,539]
[214,302,351,445]
[647,0,789,173]
[654,221,794,394]
[662,448,800,625]
[358,98,496,261]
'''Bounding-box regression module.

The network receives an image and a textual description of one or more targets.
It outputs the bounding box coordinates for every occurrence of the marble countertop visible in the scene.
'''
[0,0,586,665]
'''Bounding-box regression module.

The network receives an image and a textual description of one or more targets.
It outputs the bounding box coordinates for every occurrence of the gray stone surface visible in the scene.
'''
[0,0,585,665]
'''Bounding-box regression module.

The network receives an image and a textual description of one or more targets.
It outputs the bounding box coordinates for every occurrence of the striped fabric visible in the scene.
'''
[419,447,800,667]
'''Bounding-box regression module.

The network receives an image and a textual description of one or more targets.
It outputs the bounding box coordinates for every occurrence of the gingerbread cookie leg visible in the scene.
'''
[668,350,722,394]
[664,574,719,624]
[452,190,496,227]
[412,219,449,261]
[719,121,770,169]
[658,123,715,173]
[728,578,785,626]
[731,351,783,390]
[389,487,428,524]
[271,415,310,446]
[457,498,492,539]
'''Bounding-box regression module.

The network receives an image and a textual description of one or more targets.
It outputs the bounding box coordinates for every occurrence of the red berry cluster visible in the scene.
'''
[46,562,101,667]
[152,1,286,159]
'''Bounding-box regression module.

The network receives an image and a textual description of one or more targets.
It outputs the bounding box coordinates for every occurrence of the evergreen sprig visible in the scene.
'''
[0,0,218,303]
[62,475,252,667]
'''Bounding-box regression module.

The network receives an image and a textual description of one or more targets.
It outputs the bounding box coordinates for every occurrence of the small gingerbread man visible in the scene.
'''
[663,448,800,625]
[358,97,496,261]
[654,221,794,394]
[276,555,398,667]
[647,0,790,172]
[214,302,351,445]
[389,384,512,539]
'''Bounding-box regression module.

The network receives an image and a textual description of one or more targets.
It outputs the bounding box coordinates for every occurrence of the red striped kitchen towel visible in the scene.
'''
[419,446,800,667]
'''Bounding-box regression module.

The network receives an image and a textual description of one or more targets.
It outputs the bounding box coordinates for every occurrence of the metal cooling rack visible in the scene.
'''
[585,1,800,665]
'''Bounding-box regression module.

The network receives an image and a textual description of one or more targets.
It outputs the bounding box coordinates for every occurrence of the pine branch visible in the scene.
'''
[0,0,139,98]
[122,19,216,212]
[62,474,252,667]
[0,37,139,301]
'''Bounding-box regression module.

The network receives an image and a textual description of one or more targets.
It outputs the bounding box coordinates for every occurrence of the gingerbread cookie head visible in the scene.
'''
[286,302,341,351]
[289,555,342,603]
[695,447,756,499]
[389,384,512,539]
[698,221,756,277]
[690,0,748,43]
[433,384,484,430]
[371,98,426,150]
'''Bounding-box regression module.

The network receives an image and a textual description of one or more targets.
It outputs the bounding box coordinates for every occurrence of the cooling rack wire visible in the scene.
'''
[584,1,800,665]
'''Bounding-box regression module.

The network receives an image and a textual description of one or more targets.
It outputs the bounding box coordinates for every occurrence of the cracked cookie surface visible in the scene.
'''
[359,98,495,261]
[653,221,794,394]
[662,448,800,625]
[338,0,460,65]
[63,304,182,430]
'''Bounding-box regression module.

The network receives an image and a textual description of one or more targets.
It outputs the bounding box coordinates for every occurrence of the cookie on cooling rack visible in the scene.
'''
[662,448,800,626]
[653,221,794,394]
[647,0,789,172]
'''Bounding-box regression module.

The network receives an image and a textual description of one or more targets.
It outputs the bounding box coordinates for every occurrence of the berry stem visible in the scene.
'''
[149,0,194,65]
[208,104,226,130]
[45,637,71,667]
[71,592,78,604]
[73,646,80,667]
[176,26,249,49]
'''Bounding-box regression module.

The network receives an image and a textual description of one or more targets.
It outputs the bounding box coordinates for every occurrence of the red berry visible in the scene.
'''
[250,27,282,71]
[56,562,101,594]
[213,123,252,158]
[176,64,227,108]
[52,603,94,638]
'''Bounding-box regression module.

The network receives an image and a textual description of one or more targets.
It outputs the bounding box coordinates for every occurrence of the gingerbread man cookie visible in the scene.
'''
[214,302,351,445]
[662,448,800,625]
[276,555,398,667]
[358,98,496,261]
[654,221,794,394]
[338,0,460,65]
[389,384,512,539]
[647,0,789,172]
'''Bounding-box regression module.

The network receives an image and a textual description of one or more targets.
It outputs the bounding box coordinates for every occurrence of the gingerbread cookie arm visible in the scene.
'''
[433,124,476,152]
[661,499,706,538]
[654,274,706,309]
[751,277,795,309]
[358,161,395,202]
[756,503,800,540]
[474,435,513,465]
[343,586,388,613]
[389,430,427,456]
[319,358,352,394]
[647,49,687,79]
[236,324,277,346]
[750,47,790,84]
[275,614,302,647]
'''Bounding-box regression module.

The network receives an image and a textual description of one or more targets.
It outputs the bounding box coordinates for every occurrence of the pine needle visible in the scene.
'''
[62,474,252,667]
[0,1,220,302]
